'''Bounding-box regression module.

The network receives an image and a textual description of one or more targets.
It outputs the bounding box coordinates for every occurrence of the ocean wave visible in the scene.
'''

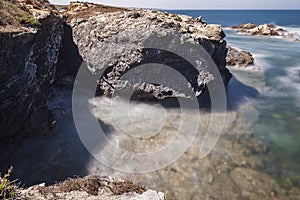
[276,25,300,36]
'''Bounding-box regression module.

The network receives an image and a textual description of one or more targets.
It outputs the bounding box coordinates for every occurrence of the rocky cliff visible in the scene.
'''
[0,0,235,163]
[0,0,233,141]
[66,6,232,99]
[0,0,64,140]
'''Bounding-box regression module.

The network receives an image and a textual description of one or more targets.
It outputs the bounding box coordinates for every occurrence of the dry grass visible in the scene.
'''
[66,2,130,21]
[0,0,39,26]
[0,167,17,199]
[37,175,146,197]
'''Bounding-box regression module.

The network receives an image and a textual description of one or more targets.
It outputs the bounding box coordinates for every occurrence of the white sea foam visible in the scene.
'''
[277,66,300,108]
[277,25,300,37]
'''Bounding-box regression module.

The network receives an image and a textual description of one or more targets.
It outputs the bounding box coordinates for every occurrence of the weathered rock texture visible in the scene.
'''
[0,0,233,139]
[18,175,166,200]
[226,46,254,67]
[0,1,64,140]
[67,8,232,100]
[231,23,300,41]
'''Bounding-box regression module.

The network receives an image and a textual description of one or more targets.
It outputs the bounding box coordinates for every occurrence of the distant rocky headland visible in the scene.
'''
[230,23,300,42]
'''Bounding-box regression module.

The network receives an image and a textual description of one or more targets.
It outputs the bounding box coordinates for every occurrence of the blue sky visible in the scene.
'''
[49,0,300,9]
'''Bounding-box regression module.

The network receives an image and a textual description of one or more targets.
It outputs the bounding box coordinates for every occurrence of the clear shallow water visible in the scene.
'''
[166,9,300,186]
[225,28,300,185]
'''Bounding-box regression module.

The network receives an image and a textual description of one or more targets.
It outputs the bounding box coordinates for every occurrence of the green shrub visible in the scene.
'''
[0,167,15,200]
[0,0,40,26]
[173,15,182,22]
[19,13,39,25]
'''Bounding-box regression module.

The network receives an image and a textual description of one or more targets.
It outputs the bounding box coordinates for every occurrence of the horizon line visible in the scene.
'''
[52,4,300,11]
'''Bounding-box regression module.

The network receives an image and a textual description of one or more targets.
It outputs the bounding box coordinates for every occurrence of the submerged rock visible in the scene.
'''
[230,168,286,199]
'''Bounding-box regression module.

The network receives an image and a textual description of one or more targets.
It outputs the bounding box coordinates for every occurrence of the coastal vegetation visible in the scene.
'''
[0,167,16,200]
[0,0,39,26]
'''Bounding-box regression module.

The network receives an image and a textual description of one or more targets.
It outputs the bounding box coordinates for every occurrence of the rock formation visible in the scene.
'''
[0,0,64,140]
[18,175,166,200]
[67,7,232,100]
[0,0,233,140]
[0,1,233,197]
[230,23,299,41]
[226,46,254,67]
[1,1,300,200]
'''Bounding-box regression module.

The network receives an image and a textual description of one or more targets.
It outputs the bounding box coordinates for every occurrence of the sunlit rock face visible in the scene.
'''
[0,1,232,144]
[68,9,232,100]
[226,46,254,67]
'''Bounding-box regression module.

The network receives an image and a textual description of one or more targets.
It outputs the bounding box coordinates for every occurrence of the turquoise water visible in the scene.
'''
[166,10,300,186]
[225,29,300,186]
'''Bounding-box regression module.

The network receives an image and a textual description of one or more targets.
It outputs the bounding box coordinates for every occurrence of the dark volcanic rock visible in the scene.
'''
[0,5,64,140]
[226,46,254,67]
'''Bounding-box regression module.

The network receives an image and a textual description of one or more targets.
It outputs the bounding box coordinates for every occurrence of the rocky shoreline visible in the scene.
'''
[2,1,299,200]
[0,1,233,199]
[67,5,232,100]
[0,0,234,141]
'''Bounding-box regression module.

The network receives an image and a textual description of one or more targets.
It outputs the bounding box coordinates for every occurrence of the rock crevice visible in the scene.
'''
[0,12,64,139]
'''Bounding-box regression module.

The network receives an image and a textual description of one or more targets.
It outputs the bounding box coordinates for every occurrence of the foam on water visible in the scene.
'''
[277,66,300,109]
[278,25,300,37]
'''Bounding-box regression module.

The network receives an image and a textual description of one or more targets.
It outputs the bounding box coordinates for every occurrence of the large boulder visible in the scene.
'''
[226,46,254,67]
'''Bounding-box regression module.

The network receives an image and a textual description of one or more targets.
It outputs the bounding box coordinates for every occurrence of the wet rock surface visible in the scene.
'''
[226,46,254,67]
[230,23,300,41]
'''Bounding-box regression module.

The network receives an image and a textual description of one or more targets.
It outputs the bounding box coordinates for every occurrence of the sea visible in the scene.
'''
[163,10,300,27]
[165,10,300,184]
[1,10,300,199]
